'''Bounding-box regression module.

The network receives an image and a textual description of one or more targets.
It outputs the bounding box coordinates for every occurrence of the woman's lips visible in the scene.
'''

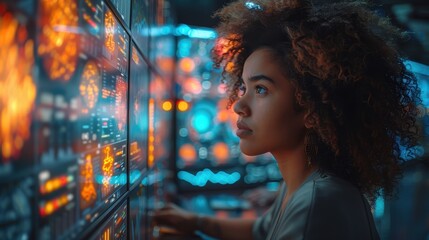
[236,121,252,138]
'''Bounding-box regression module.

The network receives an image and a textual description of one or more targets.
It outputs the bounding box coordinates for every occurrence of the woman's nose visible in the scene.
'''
[233,96,250,117]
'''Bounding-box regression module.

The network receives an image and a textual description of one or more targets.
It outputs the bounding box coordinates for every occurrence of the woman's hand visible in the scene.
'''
[152,203,199,235]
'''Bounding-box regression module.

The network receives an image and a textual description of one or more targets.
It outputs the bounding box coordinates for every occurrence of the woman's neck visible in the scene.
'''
[272,144,318,196]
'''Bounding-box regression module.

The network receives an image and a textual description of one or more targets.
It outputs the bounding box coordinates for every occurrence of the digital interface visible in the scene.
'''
[129,44,149,187]
[131,0,150,56]
[109,0,131,26]
[1,0,132,239]
[88,201,127,240]
[174,26,282,191]
[1,0,179,239]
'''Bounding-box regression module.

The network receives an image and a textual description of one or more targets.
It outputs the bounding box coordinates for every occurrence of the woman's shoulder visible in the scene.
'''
[300,172,379,240]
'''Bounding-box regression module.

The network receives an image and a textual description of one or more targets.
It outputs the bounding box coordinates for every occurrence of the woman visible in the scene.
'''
[153,0,421,239]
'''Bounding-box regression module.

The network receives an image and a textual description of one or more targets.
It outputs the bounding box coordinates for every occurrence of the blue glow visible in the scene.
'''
[405,60,429,76]
[95,173,127,185]
[400,144,425,160]
[178,169,241,187]
[176,24,191,36]
[192,110,212,133]
[405,60,429,107]
[175,24,217,39]
[150,25,174,36]
[141,171,164,186]
[130,170,142,184]
[266,181,280,191]
[177,38,192,58]
[245,1,263,11]
[374,196,385,218]
[419,79,429,106]
[188,29,216,39]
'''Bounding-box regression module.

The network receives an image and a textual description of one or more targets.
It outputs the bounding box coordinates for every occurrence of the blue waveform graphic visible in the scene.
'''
[178,169,241,187]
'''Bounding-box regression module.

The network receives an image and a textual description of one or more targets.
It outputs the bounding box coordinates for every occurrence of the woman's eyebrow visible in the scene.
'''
[247,74,275,84]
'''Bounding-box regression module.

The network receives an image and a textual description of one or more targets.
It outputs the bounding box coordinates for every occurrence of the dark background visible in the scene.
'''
[171,0,429,65]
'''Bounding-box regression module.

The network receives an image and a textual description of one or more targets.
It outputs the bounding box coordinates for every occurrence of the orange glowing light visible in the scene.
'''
[102,227,111,240]
[79,61,100,109]
[80,155,96,206]
[183,77,202,95]
[162,101,173,111]
[179,144,197,164]
[179,58,195,73]
[40,175,72,194]
[217,110,229,122]
[217,99,231,122]
[157,57,174,72]
[130,141,140,155]
[215,210,229,219]
[0,10,36,161]
[39,193,71,217]
[225,62,235,73]
[177,100,189,112]
[102,146,114,188]
[132,46,140,64]
[38,0,79,81]
[115,78,127,131]
[241,210,257,219]
[104,11,115,53]
[148,99,155,167]
[212,142,229,164]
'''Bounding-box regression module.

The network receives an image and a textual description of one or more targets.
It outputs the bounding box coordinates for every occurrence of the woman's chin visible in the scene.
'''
[239,143,266,156]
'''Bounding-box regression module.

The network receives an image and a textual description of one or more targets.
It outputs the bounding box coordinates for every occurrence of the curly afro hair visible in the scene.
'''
[212,0,421,201]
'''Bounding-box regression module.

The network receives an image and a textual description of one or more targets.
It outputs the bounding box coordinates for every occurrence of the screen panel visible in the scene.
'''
[109,0,131,26]
[131,0,150,56]
[1,0,178,239]
[88,200,127,240]
[129,44,149,188]
[31,0,129,238]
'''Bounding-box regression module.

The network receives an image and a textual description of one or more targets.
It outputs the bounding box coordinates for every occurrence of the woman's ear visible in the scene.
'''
[303,111,318,129]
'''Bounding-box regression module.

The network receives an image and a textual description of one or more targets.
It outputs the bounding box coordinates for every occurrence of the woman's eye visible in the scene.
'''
[238,83,246,96]
[255,85,268,95]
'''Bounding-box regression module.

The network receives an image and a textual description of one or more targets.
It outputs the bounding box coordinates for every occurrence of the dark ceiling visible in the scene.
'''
[170,0,233,28]
[171,0,429,64]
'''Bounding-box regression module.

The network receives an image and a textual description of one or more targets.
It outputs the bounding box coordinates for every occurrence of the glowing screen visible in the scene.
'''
[1,0,129,238]
[88,201,127,240]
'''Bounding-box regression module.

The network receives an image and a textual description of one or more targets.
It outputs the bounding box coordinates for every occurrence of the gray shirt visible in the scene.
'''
[252,171,380,240]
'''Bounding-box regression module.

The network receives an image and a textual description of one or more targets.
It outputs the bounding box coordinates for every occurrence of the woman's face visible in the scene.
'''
[233,47,306,156]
